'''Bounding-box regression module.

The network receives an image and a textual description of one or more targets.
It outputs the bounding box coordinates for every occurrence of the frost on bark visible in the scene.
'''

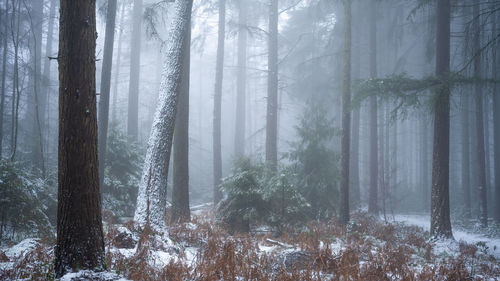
[430,0,453,239]
[134,0,193,231]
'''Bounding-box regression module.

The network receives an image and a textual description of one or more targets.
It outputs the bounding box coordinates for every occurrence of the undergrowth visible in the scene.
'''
[1,212,498,280]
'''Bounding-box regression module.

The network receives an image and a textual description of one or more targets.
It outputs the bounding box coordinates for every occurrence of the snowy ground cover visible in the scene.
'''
[1,208,499,280]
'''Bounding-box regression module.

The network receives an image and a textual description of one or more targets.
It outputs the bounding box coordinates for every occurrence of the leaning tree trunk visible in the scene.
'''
[234,0,247,157]
[368,0,378,215]
[98,0,117,187]
[430,0,453,239]
[55,0,105,277]
[213,0,226,205]
[339,0,351,226]
[127,0,143,141]
[472,0,488,228]
[266,0,278,169]
[133,0,193,231]
[171,21,191,224]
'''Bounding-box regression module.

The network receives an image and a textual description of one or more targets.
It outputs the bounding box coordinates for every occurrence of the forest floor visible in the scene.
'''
[1,206,499,280]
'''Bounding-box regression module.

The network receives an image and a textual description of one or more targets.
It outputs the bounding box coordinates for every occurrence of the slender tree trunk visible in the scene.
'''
[430,0,452,239]
[472,0,488,227]
[234,0,247,157]
[0,1,9,158]
[127,0,143,141]
[368,0,378,215]
[111,2,125,124]
[171,21,191,224]
[493,7,500,223]
[98,0,117,187]
[421,116,429,212]
[10,0,21,161]
[266,0,278,168]
[55,0,105,276]
[213,0,225,205]
[461,94,471,217]
[339,0,351,225]
[350,3,360,208]
[133,0,193,231]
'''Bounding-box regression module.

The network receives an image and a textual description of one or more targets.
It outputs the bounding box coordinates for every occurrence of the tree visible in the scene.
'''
[55,0,105,276]
[494,7,500,223]
[133,0,193,231]
[339,0,351,225]
[171,19,191,224]
[430,0,453,239]
[461,93,471,217]
[98,0,118,187]
[472,0,487,227]
[368,0,378,215]
[234,0,247,157]
[266,0,278,168]
[0,0,9,158]
[128,0,143,141]
[213,0,226,205]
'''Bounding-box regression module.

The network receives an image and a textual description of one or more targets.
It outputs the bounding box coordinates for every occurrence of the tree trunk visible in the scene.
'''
[55,0,105,276]
[266,0,278,168]
[368,0,378,215]
[493,7,500,223]
[133,0,193,231]
[98,0,117,187]
[213,0,226,205]
[111,2,126,124]
[171,21,191,224]
[0,0,9,158]
[339,0,351,225]
[127,0,143,141]
[10,0,21,161]
[430,0,452,239]
[350,3,360,208]
[461,94,471,217]
[421,116,429,212]
[234,0,247,157]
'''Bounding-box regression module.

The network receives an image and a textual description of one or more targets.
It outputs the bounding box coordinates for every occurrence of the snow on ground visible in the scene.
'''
[60,270,130,281]
[394,214,500,259]
[2,238,39,259]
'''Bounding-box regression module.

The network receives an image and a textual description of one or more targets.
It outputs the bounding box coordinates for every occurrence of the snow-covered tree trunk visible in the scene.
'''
[134,0,193,232]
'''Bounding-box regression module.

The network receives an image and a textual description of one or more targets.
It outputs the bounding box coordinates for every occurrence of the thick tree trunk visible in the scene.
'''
[127,0,143,141]
[133,0,193,231]
[461,94,471,217]
[368,0,378,215]
[430,0,452,239]
[0,1,9,158]
[339,0,351,225]
[171,22,191,224]
[55,0,105,276]
[98,0,117,187]
[266,0,278,168]
[213,0,225,205]
[234,0,247,157]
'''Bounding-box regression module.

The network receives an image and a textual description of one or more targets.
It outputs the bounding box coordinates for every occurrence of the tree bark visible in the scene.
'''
[111,2,126,124]
[368,0,378,215]
[133,0,193,231]
[0,0,9,158]
[213,0,226,205]
[171,21,191,224]
[55,0,105,276]
[234,0,247,158]
[493,6,500,223]
[339,0,351,226]
[266,0,278,168]
[98,0,117,187]
[430,0,453,239]
[127,0,143,141]
[461,94,471,217]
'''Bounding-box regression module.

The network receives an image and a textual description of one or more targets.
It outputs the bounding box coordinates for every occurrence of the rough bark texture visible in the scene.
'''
[472,0,487,228]
[55,0,105,276]
[213,0,225,205]
[98,0,117,187]
[234,0,247,157]
[266,0,278,168]
[127,0,143,141]
[430,0,452,239]
[339,0,351,226]
[368,0,378,215]
[133,0,193,231]
[171,22,191,224]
